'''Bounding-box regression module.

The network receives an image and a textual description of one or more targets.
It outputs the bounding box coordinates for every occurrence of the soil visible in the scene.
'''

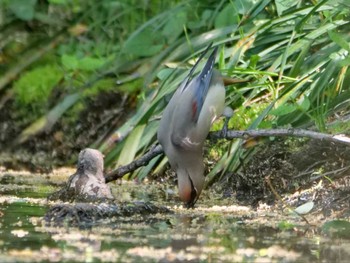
[215,138,350,220]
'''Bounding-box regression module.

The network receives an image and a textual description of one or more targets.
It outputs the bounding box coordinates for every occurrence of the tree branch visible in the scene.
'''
[209,128,350,146]
[105,144,163,183]
[104,128,350,183]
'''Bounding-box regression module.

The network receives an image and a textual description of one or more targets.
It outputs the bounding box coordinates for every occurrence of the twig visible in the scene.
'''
[265,175,312,225]
[105,144,163,183]
[104,128,350,182]
[209,128,350,146]
[309,165,350,182]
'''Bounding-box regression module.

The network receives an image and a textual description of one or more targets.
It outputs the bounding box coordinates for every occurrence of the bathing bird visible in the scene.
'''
[157,43,226,207]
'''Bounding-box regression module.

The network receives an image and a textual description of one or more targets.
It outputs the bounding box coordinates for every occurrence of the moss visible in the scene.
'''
[14,64,63,105]
[14,64,63,113]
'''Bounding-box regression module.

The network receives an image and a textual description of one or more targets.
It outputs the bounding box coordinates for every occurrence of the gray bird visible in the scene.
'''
[157,44,225,207]
[49,148,114,202]
[69,148,114,200]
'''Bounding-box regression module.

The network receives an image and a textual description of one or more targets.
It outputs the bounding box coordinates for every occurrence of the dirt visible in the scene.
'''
[214,138,350,220]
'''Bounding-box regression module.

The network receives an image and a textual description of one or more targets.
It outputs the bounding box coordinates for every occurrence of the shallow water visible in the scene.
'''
[1,170,350,262]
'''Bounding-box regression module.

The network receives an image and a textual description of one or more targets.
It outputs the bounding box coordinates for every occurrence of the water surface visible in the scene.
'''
[0,170,349,262]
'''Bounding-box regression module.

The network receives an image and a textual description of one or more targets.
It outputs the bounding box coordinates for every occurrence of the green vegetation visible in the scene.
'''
[1,0,349,184]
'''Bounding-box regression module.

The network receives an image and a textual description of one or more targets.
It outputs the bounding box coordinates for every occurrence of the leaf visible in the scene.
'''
[78,57,107,71]
[61,54,79,70]
[275,0,299,16]
[124,29,163,57]
[248,55,260,69]
[162,11,187,42]
[61,55,107,71]
[340,57,350,66]
[48,0,68,4]
[298,95,310,111]
[236,0,256,14]
[270,103,297,116]
[214,4,239,28]
[294,201,314,215]
[116,125,146,168]
[328,30,350,51]
[157,68,175,80]
[188,9,212,29]
[135,155,161,181]
[278,221,295,230]
[9,0,37,21]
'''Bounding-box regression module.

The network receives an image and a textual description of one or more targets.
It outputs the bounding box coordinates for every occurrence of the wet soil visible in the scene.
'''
[216,138,350,211]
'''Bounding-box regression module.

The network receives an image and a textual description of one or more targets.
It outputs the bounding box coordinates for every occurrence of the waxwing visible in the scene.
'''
[157,44,225,207]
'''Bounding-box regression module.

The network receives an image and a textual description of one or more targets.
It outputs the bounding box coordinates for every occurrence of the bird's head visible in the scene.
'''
[77,148,104,178]
[176,163,205,208]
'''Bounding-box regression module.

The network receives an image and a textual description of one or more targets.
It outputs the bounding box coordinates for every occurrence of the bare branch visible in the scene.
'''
[209,128,350,146]
[104,128,350,183]
[105,144,163,183]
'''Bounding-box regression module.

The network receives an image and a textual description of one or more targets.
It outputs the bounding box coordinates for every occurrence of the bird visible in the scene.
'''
[157,43,226,208]
[48,148,114,202]
[69,148,114,200]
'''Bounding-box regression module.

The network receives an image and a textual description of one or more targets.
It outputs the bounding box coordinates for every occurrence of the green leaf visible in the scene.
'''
[278,221,295,230]
[270,103,297,116]
[61,55,107,71]
[48,0,68,4]
[9,0,37,21]
[116,125,146,168]
[162,11,187,42]
[124,29,163,57]
[340,56,350,66]
[298,95,310,111]
[328,30,350,51]
[214,4,239,28]
[78,57,107,71]
[236,0,256,14]
[248,55,260,69]
[61,54,79,70]
[157,68,175,80]
[275,0,299,16]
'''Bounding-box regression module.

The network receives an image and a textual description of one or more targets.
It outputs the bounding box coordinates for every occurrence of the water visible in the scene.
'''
[1,171,350,262]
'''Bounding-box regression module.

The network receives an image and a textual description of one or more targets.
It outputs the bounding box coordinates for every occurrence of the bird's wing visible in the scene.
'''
[170,45,219,150]
[180,42,213,92]
[186,46,218,123]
